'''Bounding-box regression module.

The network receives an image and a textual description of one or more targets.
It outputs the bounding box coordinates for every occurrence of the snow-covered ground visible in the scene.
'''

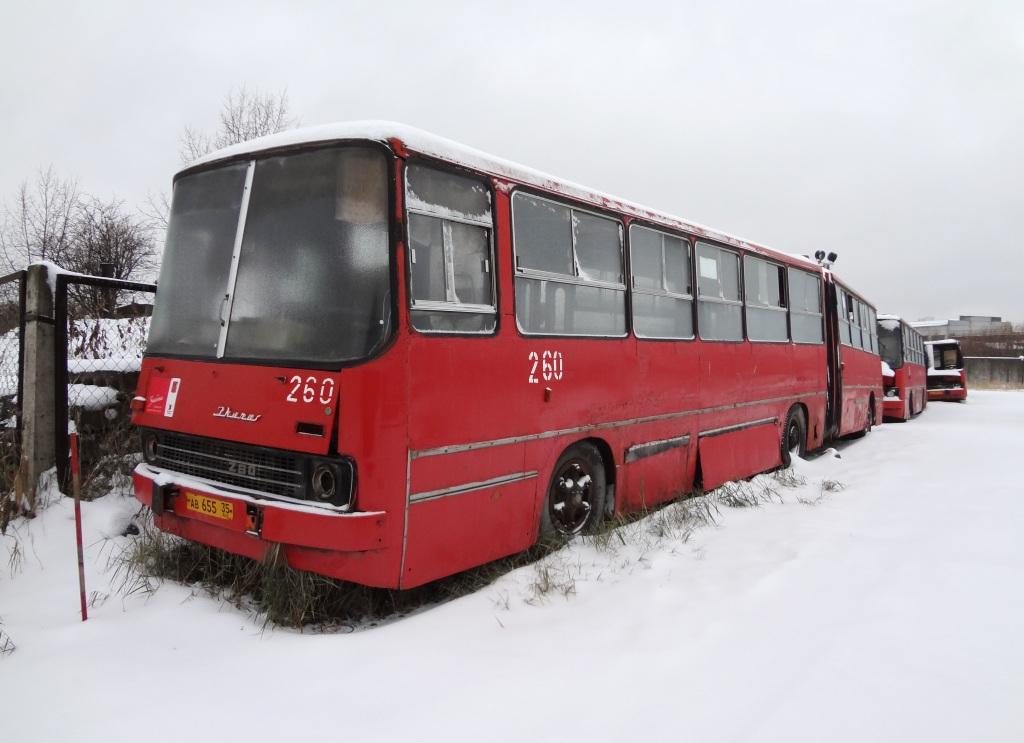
[2,391,1023,742]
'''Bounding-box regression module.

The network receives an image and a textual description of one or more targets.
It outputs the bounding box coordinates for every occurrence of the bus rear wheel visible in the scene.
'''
[780,407,807,468]
[540,442,607,541]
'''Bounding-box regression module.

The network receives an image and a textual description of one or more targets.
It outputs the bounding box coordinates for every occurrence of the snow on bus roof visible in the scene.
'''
[188,120,820,270]
[877,313,901,321]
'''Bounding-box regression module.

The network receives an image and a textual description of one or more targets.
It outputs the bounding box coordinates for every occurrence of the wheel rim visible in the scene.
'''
[549,459,595,535]
[786,421,802,455]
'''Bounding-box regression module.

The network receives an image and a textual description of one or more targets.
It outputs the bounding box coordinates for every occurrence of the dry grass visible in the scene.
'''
[113,511,557,630]
[113,464,832,628]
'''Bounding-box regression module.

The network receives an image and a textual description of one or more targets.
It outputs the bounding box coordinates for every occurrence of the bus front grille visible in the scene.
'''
[153,432,305,498]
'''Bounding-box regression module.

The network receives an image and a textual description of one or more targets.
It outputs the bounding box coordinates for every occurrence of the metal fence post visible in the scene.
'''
[20,263,56,513]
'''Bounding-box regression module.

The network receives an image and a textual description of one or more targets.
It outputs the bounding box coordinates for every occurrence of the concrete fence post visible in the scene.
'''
[19,263,56,514]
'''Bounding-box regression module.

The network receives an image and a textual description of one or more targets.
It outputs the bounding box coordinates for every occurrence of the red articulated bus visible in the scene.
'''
[130,122,882,589]
[925,339,968,401]
[877,315,927,421]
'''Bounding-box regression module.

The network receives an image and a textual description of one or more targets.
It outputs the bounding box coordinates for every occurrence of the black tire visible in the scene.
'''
[539,442,607,542]
[866,396,876,433]
[780,407,807,468]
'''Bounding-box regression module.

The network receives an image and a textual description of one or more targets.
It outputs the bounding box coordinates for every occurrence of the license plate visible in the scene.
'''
[185,492,234,521]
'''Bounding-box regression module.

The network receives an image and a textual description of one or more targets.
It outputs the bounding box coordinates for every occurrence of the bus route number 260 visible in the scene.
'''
[285,375,336,405]
[528,351,564,384]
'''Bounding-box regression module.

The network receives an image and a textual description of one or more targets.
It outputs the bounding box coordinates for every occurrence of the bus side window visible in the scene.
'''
[788,268,823,344]
[405,164,496,334]
[743,255,788,342]
[629,224,694,340]
[512,192,626,337]
[696,242,742,341]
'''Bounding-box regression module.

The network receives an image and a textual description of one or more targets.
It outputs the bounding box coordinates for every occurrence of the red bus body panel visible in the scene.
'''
[883,362,928,420]
[132,359,340,456]
[837,345,882,435]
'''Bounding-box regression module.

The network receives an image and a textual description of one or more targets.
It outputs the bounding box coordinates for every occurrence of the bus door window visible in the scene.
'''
[837,290,852,346]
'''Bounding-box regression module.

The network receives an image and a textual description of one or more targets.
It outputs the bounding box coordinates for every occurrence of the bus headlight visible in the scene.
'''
[885,388,899,398]
[142,432,159,463]
[308,459,355,510]
[311,463,337,501]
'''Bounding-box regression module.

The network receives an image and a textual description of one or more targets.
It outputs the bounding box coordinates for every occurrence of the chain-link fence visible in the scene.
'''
[55,274,156,496]
[0,271,25,528]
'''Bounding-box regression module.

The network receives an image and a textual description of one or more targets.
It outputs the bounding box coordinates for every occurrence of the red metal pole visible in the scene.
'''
[71,432,87,622]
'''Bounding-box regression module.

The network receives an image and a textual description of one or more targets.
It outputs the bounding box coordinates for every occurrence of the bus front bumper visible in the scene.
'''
[132,464,389,558]
[882,396,905,418]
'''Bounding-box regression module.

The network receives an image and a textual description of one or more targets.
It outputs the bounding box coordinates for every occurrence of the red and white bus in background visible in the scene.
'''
[131,122,882,589]
[925,339,968,401]
[877,315,927,421]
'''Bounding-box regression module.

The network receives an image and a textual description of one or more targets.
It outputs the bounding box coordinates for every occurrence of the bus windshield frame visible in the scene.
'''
[877,318,904,369]
[146,141,395,369]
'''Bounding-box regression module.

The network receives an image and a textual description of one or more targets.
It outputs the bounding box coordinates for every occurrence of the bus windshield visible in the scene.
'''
[931,342,963,370]
[148,145,391,364]
[877,319,903,368]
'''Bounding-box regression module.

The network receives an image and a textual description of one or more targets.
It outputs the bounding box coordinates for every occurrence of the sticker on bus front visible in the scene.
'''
[164,378,181,418]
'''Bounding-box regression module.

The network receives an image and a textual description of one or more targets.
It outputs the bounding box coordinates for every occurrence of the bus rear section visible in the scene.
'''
[925,339,968,401]
[877,315,927,420]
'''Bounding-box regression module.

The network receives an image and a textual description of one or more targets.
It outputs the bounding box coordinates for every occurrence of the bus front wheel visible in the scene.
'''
[540,442,607,542]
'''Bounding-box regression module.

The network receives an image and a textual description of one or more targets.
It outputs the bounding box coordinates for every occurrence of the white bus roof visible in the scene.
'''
[187,120,822,271]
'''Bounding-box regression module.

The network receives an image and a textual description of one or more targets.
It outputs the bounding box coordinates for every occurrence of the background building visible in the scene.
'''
[911,315,1013,340]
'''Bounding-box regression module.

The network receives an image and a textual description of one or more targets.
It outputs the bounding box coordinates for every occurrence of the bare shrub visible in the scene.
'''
[0,619,14,656]
[798,477,847,506]
[525,559,580,604]
[0,167,79,272]
[0,170,157,284]
[180,86,296,163]
[773,467,807,489]
[0,440,19,533]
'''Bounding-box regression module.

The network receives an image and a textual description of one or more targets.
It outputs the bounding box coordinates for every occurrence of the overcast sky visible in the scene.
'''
[2,0,1021,321]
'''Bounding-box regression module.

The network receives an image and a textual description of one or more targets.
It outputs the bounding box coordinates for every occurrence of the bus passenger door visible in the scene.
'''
[824,280,843,439]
